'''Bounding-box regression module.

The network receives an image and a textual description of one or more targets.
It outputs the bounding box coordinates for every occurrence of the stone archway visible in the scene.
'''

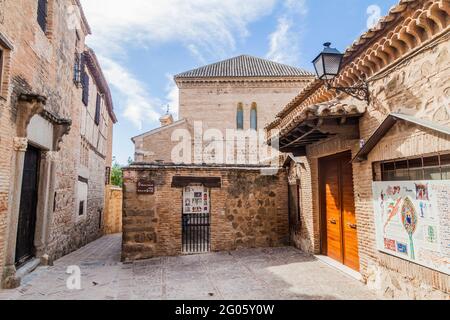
[1,94,72,289]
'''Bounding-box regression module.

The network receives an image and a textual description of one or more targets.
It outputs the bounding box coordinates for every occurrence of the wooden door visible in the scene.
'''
[320,151,360,271]
[15,146,40,266]
[341,156,360,271]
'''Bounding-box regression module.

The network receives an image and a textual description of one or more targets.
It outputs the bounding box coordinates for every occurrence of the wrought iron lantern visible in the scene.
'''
[312,42,370,102]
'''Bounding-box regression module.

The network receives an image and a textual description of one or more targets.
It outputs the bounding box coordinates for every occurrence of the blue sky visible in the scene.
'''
[80,0,398,165]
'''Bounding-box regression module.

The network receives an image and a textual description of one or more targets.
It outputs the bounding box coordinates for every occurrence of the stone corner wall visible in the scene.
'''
[122,166,289,262]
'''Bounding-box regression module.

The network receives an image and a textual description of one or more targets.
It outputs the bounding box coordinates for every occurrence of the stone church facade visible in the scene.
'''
[0,0,116,288]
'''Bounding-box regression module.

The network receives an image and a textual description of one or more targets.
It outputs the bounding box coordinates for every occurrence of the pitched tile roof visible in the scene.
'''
[175,55,314,79]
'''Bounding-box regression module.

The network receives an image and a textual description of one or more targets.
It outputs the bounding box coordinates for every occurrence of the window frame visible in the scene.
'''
[250,103,257,130]
[76,179,88,221]
[236,103,244,130]
[0,37,12,99]
[374,153,450,182]
[73,53,82,86]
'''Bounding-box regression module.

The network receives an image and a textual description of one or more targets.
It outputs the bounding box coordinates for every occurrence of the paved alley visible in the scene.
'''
[0,234,376,300]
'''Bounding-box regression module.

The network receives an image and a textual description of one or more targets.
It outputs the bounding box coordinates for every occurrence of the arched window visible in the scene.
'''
[236,103,244,130]
[250,103,257,130]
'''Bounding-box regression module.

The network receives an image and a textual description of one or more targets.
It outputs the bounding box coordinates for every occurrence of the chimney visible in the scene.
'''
[159,114,174,127]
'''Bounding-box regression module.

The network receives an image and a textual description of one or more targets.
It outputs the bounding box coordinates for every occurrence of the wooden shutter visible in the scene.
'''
[82,73,89,106]
[80,53,89,106]
[37,0,47,32]
[95,93,101,125]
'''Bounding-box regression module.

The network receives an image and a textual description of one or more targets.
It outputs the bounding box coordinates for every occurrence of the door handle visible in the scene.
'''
[348,223,357,230]
[329,219,337,225]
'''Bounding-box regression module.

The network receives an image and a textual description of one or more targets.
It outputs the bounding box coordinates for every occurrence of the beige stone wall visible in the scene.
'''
[134,79,312,164]
[178,80,311,133]
[0,0,114,284]
[122,166,289,261]
[104,185,123,235]
[288,35,450,298]
[133,120,192,163]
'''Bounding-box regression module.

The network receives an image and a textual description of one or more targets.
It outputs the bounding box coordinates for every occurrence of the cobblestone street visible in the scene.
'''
[0,234,376,300]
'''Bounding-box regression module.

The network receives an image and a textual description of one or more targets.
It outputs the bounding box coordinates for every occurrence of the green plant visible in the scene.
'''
[110,157,123,187]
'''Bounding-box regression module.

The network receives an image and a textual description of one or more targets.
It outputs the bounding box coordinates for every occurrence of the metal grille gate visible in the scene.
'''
[182,213,210,254]
[182,185,211,254]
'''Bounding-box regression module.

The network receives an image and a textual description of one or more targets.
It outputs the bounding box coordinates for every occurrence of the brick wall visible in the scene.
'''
[134,120,192,163]
[134,80,312,164]
[287,36,450,298]
[122,165,289,262]
[104,185,123,235]
[0,0,114,283]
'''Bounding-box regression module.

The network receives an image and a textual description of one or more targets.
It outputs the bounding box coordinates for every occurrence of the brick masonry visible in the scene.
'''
[122,165,289,262]
[134,77,313,164]
[104,185,123,235]
[0,0,115,286]
[284,14,450,298]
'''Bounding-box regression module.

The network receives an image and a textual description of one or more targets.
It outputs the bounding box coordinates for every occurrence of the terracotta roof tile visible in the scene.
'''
[175,55,314,79]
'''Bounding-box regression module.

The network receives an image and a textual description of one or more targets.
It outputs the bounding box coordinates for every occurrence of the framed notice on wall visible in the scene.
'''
[137,179,155,194]
[183,185,210,214]
[372,180,450,275]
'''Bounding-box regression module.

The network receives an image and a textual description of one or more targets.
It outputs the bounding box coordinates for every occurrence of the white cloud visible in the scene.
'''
[266,0,307,66]
[81,0,277,59]
[99,56,162,130]
[165,74,180,119]
[284,0,308,16]
[187,44,207,65]
[80,0,279,129]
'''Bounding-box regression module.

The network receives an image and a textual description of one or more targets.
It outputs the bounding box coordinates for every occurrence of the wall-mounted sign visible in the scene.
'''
[137,179,155,194]
[372,180,450,275]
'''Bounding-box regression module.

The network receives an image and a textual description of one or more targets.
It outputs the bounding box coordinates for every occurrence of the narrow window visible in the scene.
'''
[78,201,85,216]
[95,93,101,125]
[73,53,81,86]
[236,103,244,130]
[250,103,257,130]
[37,0,48,33]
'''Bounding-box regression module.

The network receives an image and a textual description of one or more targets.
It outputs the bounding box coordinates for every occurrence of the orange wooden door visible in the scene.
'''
[340,154,360,271]
[320,152,360,271]
[321,157,343,263]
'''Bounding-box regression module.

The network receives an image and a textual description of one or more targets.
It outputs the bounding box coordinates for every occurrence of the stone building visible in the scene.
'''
[267,0,449,298]
[123,55,313,261]
[0,0,116,288]
[122,164,289,262]
[132,55,314,164]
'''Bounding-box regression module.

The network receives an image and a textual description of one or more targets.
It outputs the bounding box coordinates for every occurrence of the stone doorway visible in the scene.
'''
[15,145,40,267]
[319,151,360,272]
